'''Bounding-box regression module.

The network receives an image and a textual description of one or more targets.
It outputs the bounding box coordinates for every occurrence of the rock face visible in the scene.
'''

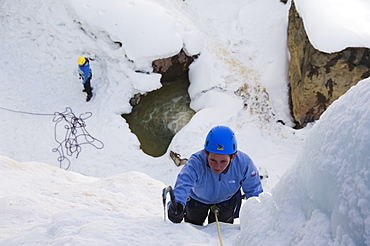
[152,49,198,82]
[288,1,370,128]
[130,50,197,107]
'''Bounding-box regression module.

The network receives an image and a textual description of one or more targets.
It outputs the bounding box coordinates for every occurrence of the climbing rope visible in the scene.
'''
[211,205,224,246]
[0,106,54,116]
[52,107,104,169]
[0,106,104,169]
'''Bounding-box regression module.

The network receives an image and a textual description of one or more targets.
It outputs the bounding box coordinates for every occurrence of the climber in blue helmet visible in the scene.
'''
[168,125,263,225]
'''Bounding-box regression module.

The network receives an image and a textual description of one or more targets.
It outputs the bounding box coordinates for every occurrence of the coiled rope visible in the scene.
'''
[52,107,104,169]
[0,106,104,169]
[211,205,224,246]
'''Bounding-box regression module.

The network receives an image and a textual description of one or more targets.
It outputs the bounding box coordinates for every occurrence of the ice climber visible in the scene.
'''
[168,125,263,225]
[77,57,93,102]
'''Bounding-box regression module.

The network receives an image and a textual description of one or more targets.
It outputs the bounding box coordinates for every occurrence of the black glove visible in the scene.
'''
[168,202,184,223]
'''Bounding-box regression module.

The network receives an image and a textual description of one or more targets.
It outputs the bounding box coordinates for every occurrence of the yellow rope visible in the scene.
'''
[211,205,224,246]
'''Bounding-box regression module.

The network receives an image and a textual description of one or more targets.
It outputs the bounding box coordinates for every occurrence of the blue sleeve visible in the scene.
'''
[172,154,201,206]
[78,63,90,84]
[242,161,263,198]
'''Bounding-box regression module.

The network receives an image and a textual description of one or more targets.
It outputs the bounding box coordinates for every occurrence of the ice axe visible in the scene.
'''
[162,186,176,222]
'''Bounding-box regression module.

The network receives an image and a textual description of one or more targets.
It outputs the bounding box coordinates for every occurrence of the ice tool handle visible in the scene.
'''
[162,186,176,206]
[162,186,177,222]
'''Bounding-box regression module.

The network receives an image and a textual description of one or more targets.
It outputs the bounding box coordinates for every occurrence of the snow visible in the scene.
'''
[68,0,202,69]
[235,79,370,245]
[0,0,369,245]
[295,0,370,52]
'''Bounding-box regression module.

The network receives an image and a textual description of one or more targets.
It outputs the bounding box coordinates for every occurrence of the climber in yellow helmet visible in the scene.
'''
[77,57,93,102]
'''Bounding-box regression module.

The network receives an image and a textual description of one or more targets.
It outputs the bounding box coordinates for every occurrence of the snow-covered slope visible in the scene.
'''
[1,0,369,245]
[0,0,301,189]
[0,155,238,245]
[235,78,370,246]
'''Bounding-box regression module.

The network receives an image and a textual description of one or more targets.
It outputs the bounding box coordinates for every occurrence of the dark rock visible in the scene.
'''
[288,0,370,128]
[152,49,198,82]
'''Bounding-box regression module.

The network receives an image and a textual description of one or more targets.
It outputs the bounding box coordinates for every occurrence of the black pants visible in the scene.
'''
[184,193,238,226]
[84,76,93,96]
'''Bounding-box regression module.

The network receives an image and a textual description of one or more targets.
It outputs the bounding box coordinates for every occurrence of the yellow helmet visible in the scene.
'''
[78,57,86,65]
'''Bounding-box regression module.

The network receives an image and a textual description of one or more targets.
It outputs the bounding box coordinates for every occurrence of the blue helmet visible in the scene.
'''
[204,126,237,154]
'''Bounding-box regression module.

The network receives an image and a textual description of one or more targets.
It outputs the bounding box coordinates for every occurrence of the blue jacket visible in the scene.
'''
[78,61,91,84]
[173,150,263,206]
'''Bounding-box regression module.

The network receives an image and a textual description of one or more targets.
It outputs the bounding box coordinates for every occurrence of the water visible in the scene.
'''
[122,74,195,157]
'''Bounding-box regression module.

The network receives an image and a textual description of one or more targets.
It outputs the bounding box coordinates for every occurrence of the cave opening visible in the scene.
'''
[122,73,195,157]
